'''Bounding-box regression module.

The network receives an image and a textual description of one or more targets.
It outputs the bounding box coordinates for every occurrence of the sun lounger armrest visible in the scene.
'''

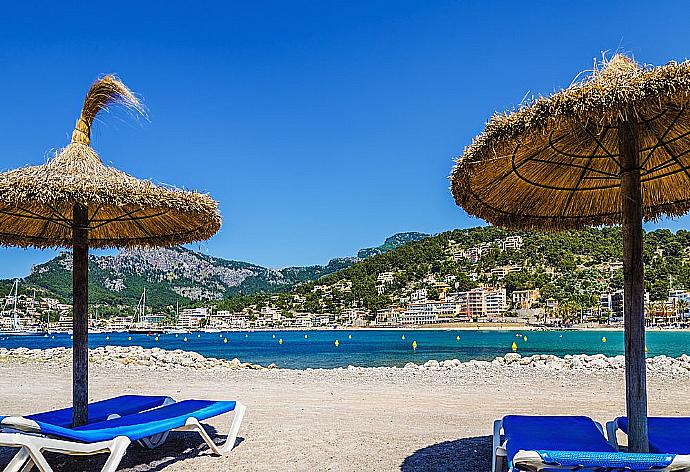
[1,417,41,433]
[605,418,621,449]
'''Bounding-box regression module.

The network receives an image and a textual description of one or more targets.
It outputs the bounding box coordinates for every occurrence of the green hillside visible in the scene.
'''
[220,226,690,315]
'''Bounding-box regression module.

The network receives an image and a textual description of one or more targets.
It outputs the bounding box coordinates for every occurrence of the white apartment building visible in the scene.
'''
[502,235,524,251]
[449,288,507,318]
[179,307,209,329]
[410,288,427,302]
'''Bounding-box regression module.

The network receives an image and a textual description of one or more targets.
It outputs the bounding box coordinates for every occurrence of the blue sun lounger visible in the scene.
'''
[608,417,690,455]
[493,415,690,471]
[0,395,246,472]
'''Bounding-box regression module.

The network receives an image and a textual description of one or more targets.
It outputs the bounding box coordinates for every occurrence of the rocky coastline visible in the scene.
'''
[1,346,689,377]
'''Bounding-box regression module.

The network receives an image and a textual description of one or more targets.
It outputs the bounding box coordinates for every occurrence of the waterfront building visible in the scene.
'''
[179,307,209,329]
[512,289,540,310]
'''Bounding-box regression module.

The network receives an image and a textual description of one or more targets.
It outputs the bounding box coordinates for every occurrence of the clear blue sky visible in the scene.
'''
[1,1,689,278]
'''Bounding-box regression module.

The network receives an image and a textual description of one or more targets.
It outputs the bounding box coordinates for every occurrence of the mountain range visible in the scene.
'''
[6,232,429,307]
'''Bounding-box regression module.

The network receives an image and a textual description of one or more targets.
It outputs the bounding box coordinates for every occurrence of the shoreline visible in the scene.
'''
[2,346,689,377]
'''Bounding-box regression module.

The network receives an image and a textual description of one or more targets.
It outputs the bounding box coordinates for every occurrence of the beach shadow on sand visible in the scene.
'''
[400,435,493,472]
[0,425,244,472]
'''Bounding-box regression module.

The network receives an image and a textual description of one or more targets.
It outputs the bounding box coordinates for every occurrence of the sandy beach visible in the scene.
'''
[0,351,689,471]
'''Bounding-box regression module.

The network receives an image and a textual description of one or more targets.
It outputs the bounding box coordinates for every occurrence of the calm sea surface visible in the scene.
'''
[1,329,689,369]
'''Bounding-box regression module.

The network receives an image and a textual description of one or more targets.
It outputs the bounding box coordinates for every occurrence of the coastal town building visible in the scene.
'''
[178,307,209,329]
[512,289,540,310]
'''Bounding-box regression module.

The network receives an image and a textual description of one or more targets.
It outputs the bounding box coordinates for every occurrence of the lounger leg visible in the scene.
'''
[177,402,246,456]
[220,402,246,454]
[492,419,505,472]
[100,437,131,472]
[23,445,52,472]
[3,449,32,472]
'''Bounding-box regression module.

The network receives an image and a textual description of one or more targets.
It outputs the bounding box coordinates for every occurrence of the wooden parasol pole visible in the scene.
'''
[72,203,89,427]
[619,114,649,452]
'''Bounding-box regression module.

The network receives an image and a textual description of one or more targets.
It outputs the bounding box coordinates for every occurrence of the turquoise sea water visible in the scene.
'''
[1,329,689,369]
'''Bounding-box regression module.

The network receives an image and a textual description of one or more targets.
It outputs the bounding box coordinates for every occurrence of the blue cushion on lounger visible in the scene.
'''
[26,395,171,427]
[503,415,616,466]
[33,400,237,442]
[618,417,690,454]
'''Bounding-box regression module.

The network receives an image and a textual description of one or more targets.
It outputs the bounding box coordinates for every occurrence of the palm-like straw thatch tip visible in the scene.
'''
[0,75,221,248]
[451,54,690,231]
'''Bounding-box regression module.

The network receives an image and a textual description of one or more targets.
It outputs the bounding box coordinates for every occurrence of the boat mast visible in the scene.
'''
[12,280,19,330]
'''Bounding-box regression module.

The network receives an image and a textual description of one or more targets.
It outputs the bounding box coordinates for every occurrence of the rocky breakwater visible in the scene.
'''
[0,346,277,371]
[404,353,690,377]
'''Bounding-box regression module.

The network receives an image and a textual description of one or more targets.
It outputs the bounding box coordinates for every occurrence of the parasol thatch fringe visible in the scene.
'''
[450,54,690,231]
[71,75,145,146]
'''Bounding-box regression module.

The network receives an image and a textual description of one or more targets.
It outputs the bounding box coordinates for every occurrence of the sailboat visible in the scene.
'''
[128,288,163,334]
[1,280,46,336]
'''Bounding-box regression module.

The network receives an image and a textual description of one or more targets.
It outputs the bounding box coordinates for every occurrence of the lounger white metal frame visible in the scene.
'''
[493,418,690,472]
[0,402,246,472]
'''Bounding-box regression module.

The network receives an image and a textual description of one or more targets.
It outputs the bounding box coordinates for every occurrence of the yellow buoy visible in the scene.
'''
[128,336,132,341]
[70,335,73,340]
[456,335,460,341]
[175,334,178,337]
[401,335,406,340]
[511,342,518,351]
[278,338,283,345]
[412,340,417,350]
[105,336,110,341]
[154,336,159,341]
[335,340,340,347]
[197,334,201,338]
[223,338,228,344]
[348,334,352,339]
[183,337,188,342]
[245,334,248,338]
[523,336,528,342]
[51,336,55,339]
[272,334,276,339]
[601,336,607,343]
[645,345,648,353]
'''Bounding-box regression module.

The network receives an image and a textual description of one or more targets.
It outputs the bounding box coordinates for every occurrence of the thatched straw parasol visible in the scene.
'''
[451,54,690,452]
[0,75,221,426]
